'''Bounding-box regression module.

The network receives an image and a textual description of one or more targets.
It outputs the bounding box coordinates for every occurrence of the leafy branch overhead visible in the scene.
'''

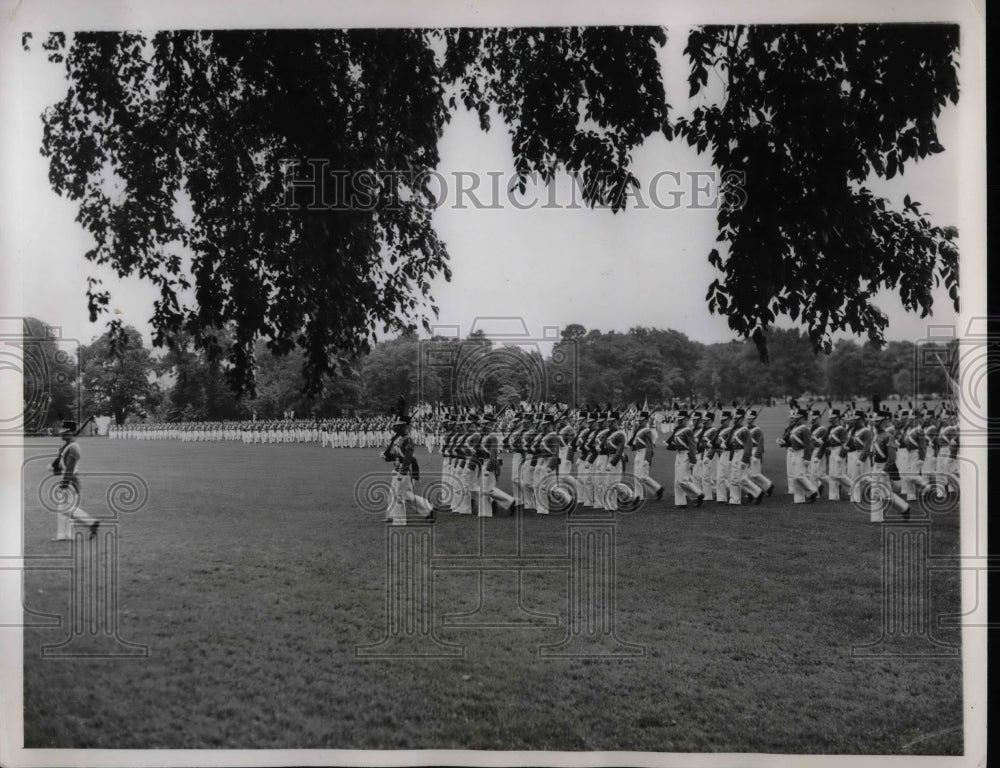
[34,25,959,394]
[676,24,959,360]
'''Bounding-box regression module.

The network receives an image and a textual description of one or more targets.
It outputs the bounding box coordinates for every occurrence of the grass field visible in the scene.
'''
[20,409,963,753]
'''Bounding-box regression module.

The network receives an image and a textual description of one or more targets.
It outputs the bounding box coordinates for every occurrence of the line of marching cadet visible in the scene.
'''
[380,403,958,524]
[108,417,429,447]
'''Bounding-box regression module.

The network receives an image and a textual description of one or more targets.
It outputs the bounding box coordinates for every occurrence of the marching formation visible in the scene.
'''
[108,418,429,447]
[103,397,958,526]
[378,400,959,525]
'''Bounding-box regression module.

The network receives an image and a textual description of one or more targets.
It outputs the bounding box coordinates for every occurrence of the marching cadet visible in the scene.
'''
[697,412,718,501]
[690,411,709,498]
[576,412,598,508]
[825,409,849,501]
[713,410,734,504]
[668,411,704,508]
[527,412,549,513]
[533,414,562,514]
[507,416,526,512]
[845,410,872,505]
[866,409,910,522]
[557,413,581,504]
[728,409,764,505]
[603,411,628,512]
[921,410,943,498]
[454,416,475,515]
[807,409,829,497]
[464,414,485,515]
[782,407,820,504]
[51,423,100,540]
[439,416,458,513]
[784,405,796,496]
[937,410,959,495]
[630,411,664,502]
[517,415,537,513]
[382,406,434,525]
[746,409,773,497]
[479,414,514,516]
[589,412,612,510]
[894,409,912,498]
[899,410,933,501]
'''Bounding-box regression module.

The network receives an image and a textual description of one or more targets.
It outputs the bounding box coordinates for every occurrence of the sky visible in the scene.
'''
[6,25,962,357]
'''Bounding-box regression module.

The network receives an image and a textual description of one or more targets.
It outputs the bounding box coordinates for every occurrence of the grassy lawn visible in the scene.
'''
[20,410,962,753]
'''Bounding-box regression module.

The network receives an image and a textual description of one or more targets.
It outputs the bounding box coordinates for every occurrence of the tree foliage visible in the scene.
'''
[677,24,960,357]
[78,325,156,425]
[20,317,79,431]
[33,25,959,394]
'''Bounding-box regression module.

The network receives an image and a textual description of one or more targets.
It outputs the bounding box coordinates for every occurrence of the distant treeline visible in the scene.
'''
[22,318,954,427]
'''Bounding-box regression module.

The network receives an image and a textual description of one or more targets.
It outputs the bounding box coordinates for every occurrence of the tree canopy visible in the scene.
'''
[31,24,960,394]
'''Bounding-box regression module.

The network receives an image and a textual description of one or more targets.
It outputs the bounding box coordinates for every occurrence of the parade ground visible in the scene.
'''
[20,407,963,754]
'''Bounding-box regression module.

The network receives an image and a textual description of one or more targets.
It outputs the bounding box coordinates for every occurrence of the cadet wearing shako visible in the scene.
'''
[602,412,628,512]
[825,410,849,501]
[630,411,664,502]
[587,413,611,510]
[575,412,597,508]
[713,411,734,504]
[783,407,820,504]
[807,409,829,496]
[463,414,485,515]
[690,412,709,498]
[515,416,536,512]
[531,414,560,514]
[382,408,434,525]
[478,414,514,516]
[507,417,526,512]
[728,409,764,505]
[921,410,943,498]
[51,423,100,540]
[937,411,958,495]
[668,411,704,508]
[454,416,476,515]
[745,410,773,497]
[899,410,932,501]
[844,410,872,504]
[783,407,795,496]
[697,412,718,501]
[557,415,581,504]
[867,409,909,522]
[439,417,458,513]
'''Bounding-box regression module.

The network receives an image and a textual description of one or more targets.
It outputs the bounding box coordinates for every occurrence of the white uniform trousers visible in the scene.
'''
[748,455,772,495]
[936,453,958,493]
[869,462,909,522]
[846,451,867,503]
[577,459,595,507]
[700,453,717,499]
[454,461,474,515]
[786,449,795,495]
[715,453,732,503]
[900,448,931,500]
[807,454,827,493]
[519,459,537,510]
[787,449,819,504]
[729,457,762,504]
[826,451,849,501]
[674,454,702,506]
[510,453,524,507]
[479,469,514,516]
[534,464,554,514]
[387,471,433,525]
[632,451,663,500]
[591,455,610,509]
[602,458,622,511]
[54,501,97,540]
